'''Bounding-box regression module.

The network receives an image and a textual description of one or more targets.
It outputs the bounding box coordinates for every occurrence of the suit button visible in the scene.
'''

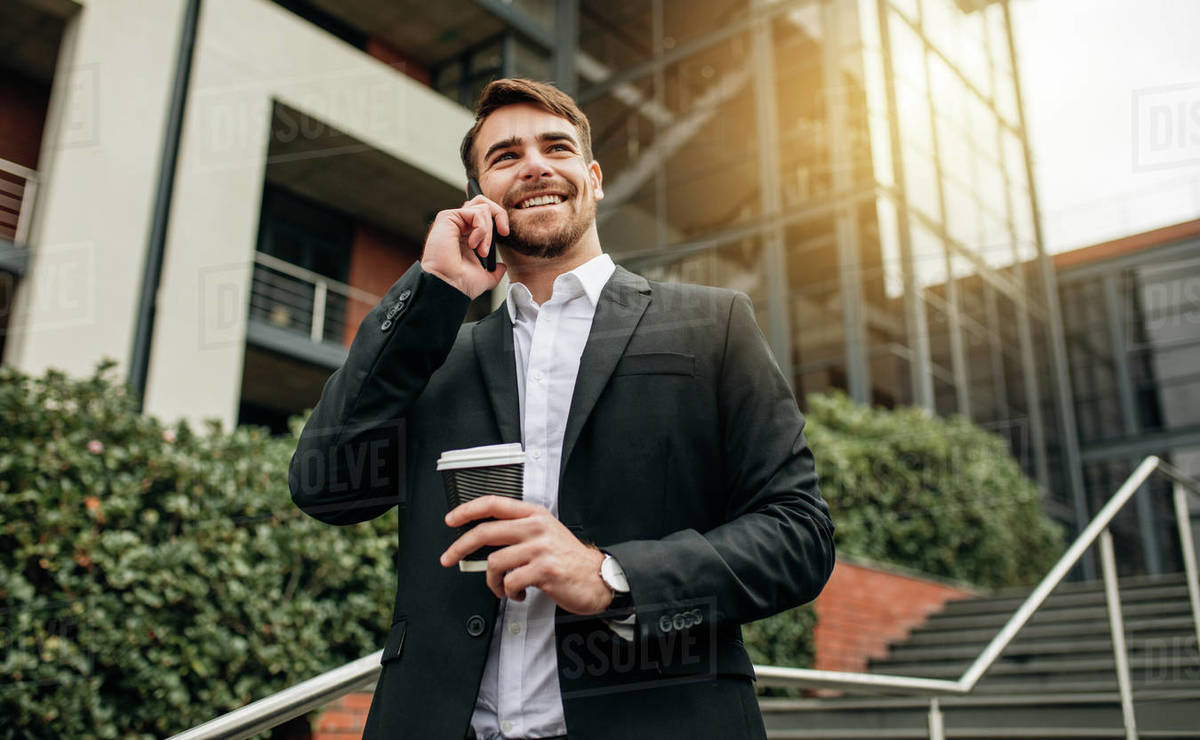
[398,289,412,301]
[466,615,487,637]
[380,319,393,331]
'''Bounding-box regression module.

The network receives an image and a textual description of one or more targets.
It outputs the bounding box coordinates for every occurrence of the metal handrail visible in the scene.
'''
[0,155,39,245]
[170,455,1200,740]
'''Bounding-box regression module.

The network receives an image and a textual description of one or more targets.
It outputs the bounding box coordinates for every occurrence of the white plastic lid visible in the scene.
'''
[437,442,526,470]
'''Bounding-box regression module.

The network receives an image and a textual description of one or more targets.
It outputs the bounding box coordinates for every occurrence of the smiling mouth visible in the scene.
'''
[514,194,566,209]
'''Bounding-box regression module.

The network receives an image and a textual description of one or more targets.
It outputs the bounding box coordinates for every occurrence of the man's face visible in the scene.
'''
[474,103,604,260]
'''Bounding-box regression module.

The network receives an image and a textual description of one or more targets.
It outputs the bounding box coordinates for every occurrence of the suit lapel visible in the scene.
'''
[559,265,652,481]
[473,305,522,445]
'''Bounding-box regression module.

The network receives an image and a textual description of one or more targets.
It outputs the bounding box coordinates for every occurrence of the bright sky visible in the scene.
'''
[1011,0,1200,253]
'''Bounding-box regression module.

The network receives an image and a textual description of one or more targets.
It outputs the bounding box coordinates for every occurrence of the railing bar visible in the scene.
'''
[0,155,37,181]
[0,178,25,197]
[166,651,382,740]
[1156,460,1200,499]
[253,252,379,305]
[1173,485,1200,656]
[1099,529,1138,740]
[13,178,35,245]
[927,697,945,740]
[311,280,327,343]
[958,455,1162,690]
[751,665,963,694]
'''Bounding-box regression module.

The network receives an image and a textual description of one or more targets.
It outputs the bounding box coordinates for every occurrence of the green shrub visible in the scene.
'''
[0,360,395,739]
[741,390,1063,677]
[1,364,1062,733]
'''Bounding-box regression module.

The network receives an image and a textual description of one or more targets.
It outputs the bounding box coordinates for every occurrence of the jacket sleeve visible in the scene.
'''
[288,261,472,526]
[604,292,835,642]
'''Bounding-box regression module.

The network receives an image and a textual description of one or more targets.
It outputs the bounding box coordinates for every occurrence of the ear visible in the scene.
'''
[588,160,604,201]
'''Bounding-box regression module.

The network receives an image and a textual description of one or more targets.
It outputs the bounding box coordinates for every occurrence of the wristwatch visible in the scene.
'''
[599,553,633,612]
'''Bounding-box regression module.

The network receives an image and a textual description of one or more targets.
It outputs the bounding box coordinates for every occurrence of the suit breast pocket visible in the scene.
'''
[612,352,695,377]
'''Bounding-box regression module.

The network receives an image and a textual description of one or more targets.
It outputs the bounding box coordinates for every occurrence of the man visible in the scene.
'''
[289,78,834,739]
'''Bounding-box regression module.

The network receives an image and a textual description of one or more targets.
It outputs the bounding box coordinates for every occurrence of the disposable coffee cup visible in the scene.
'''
[437,443,525,572]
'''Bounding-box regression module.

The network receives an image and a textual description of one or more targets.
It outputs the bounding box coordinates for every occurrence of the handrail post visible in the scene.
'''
[1173,484,1200,654]
[15,175,36,245]
[311,279,328,343]
[926,697,944,740]
[1099,529,1137,740]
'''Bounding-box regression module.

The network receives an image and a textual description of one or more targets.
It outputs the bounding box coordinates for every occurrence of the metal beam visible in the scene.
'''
[750,0,794,387]
[877,0,933,411]
[471,0,555,50]
[553,0,578,96]
[1002,0,1093,577]
[1104,272,1163,574]
[578,0,820,105]
[1080,423,1200,463]
[822,0,870,404]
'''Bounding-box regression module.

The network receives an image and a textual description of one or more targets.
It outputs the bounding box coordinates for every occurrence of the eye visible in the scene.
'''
[550,143,571,152]
[495,151,517,161]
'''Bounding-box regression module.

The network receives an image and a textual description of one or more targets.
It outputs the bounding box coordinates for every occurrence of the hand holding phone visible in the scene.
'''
[418,179,507,299]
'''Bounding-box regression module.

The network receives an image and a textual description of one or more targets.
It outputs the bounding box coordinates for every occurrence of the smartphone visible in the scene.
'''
[466,178,498,272]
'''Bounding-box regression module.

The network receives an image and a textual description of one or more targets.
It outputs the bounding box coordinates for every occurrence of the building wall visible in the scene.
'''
[342,222,419,346]
[5,0,188,385]
[137,0,471,428]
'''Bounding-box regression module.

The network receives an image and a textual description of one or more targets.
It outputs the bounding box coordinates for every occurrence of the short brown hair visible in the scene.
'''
[459,78,593,180]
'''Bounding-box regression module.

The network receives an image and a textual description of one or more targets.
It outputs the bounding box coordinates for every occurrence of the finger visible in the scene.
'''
[503,565,539,602]
[479,198,509,237]
[485,543,537,599]
[446,495,540,527]
[463,204,494,255]
[439,518,529,568]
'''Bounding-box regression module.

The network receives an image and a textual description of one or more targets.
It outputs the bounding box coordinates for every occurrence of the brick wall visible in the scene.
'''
[812,556,974,674]
[341,223,419,346]
[313,692,372,740]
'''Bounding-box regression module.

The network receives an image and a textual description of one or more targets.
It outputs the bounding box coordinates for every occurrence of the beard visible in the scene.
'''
[500,185,596,260]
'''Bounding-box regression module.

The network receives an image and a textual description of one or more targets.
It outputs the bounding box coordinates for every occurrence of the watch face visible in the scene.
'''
[601,555,629,592]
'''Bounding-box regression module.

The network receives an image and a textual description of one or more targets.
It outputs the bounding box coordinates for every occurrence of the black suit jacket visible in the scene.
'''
[289,260,835,739]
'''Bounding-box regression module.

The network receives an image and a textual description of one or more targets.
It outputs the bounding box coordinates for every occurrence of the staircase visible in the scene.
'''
[760,572,1200,739]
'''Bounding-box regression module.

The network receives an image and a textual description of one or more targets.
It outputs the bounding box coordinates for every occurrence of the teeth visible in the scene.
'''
[518,194,563,208]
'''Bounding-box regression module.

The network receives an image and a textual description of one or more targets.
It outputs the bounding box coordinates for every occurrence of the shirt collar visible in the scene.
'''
[505,253,616,323]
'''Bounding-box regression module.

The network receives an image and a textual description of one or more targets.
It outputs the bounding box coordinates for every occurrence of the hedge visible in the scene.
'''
[0,362,1061,735]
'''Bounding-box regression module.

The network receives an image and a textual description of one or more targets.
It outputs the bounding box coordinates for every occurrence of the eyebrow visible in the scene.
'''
[483,131,579,165]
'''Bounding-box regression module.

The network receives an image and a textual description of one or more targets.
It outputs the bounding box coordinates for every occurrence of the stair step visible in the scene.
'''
[945,578,1190,618]
[901,615,1195,647]
[761,690,1200,732]
[873,654,1200,680]
[886,634,1195,663]
[912,600,1194,633]
[938,583,1193,618]
[766,729,1200,739]
[873,636,1197,671]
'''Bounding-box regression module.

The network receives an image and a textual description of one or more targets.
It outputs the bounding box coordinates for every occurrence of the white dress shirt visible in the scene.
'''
[469,253,616,740]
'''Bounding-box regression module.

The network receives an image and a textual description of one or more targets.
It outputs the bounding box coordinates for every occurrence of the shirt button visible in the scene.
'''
[501,721,514,733]
[530,448,542,460]
[533,369,544,381]
[509,621,522,635]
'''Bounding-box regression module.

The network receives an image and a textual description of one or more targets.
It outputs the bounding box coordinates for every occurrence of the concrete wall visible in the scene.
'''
[6,0,187,383]
[142,0,471,429]
[7,0,472,428]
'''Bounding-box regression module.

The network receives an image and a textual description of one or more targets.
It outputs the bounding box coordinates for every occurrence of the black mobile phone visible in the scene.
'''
[466,178,497,272]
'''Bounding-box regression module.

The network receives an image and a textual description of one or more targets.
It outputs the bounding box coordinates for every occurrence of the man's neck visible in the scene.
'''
[502,230,604,305]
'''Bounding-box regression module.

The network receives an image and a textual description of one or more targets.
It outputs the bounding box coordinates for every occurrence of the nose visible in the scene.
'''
[516,148,553,181]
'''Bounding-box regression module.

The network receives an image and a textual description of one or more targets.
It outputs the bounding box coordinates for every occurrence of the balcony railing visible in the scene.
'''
[0,156,38,246]
[249,251,379,347]
[169,455,1200,740]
